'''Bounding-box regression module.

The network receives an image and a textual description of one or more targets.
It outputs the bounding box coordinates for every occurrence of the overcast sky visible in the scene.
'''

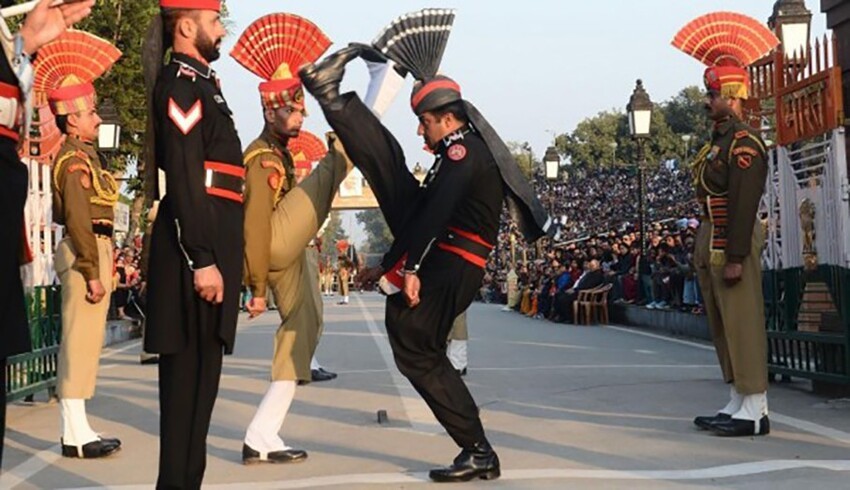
[214,0,829,244]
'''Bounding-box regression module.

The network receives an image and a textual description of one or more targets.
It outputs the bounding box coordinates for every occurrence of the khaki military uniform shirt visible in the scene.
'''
[243,129,296,297]
[691,116,767,264]
[52,137,118,280]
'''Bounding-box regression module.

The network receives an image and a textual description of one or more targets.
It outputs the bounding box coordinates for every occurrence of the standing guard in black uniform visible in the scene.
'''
[0,0,95,470]
[144,1,244,488]
[300,9,550,483]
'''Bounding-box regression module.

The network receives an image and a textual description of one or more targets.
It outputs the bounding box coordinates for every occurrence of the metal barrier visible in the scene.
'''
[765,266,850,384]
[4,286,62,402]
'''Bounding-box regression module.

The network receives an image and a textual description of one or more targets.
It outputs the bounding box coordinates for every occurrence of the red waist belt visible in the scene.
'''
[205,161,245,203]
[437,226,494,268]
[0,82,21,142]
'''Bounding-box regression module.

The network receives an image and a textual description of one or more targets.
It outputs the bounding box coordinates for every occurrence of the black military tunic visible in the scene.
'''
[323,93,503,448]
[145,52,244,489]
[0,38,31,470]
[146,53,244,355]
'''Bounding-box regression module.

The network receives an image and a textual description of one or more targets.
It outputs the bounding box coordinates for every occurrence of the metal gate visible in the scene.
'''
[762,129,850,383]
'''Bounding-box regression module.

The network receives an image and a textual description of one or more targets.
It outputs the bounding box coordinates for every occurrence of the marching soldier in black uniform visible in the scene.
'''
[0,0,95,470]
[144,1,243,487]
[673,12,778,438]
[299,12,550,481]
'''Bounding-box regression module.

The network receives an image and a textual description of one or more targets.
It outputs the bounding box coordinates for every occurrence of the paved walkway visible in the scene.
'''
[3,293,850,489]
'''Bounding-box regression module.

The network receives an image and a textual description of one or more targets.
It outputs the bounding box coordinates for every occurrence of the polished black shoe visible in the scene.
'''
[710,416,770,437]
[312,367,338,382]
[693,412,731,430]
[61,437,121,459]
[428,442,500,483]
[298,46,362,107]
[242,444,308,465]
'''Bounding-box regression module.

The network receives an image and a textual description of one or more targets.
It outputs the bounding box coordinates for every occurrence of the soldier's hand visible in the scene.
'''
[86,279,106,304]
[358,265,384,285]
[194,265,224,304]
[20,0,96,55]
[247,297,267,318]
[403,272,421,309]
[723,262,743,287]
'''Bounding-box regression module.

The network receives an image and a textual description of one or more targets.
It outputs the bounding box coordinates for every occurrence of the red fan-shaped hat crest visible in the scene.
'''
[34,30,121,114]
[288,130,327,164]
[231,13,331,110]
[672,11,779,68]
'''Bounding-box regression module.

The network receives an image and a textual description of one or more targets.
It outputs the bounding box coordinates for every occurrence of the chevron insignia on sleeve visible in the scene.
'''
[168,98,202,135]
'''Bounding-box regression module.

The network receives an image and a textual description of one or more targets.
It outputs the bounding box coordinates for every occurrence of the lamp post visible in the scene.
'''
[627,79,653,258]
[543,146,560,181]
[609,141,618,167]
[768,0,813,61]
[681,134,692,165]
[98,98,121,152]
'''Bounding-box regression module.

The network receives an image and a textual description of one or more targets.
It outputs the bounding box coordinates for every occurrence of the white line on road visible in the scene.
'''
[604,325,714,351]
[59,460,850,489]
[353,295,442,435]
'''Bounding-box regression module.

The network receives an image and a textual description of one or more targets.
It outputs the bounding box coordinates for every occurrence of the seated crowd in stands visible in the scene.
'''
[480,163,705,321]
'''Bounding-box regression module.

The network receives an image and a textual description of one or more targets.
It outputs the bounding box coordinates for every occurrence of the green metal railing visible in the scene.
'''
[765,266,850,384]
[4,286,62,402]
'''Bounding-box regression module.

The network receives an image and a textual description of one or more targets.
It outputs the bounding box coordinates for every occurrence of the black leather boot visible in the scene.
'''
[298,46,362,108]
[61,437,121,459]
[693,412,731,430]
[428,441,500,483]
[710,415,770,437]
[242,443,308,464]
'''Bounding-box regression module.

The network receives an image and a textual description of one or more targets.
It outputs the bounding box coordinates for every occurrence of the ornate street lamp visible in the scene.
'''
[543,146,560,181]
[98,98,121,151]
[627,79,653,258]
[768,0,813,60]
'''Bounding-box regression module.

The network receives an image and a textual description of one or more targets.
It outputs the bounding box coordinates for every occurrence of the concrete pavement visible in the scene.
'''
[3,292,850,489]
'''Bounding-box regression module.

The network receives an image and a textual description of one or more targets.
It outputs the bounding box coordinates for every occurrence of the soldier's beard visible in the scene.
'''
[196,32,221,63]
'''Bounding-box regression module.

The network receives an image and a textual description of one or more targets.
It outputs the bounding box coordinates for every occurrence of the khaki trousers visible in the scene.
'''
[448,312,468,341]
[55,237,113,399]
[695,222,767,394]
[267,140,350,381]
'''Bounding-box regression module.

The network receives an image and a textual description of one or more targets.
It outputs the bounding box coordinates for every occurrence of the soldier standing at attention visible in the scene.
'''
[0,0,95,470]
[38,30,122,459]
[673,12,778,437]
[144,1,244,487]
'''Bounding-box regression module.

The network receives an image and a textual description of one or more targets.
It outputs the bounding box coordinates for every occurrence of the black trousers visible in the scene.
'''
[1,358,6,470]
[385,251,487,449]
[156,321,223,489]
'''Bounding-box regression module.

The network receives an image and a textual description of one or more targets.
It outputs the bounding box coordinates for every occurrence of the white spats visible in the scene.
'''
[363,60,405,119]
[447,340,468,371]
[719,385,744,416]
[310,355,322,371]
[244,380,297,455]
[733,392,769,422]
[60,399,99,447]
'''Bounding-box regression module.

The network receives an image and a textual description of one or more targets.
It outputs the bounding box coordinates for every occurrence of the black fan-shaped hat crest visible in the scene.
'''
[372,8,456,82]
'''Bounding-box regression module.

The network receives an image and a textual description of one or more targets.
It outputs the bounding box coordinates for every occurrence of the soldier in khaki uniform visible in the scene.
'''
[673,12,779,437]
[38,31,123,458]
[231,13,352,464]
[336,252,352,305]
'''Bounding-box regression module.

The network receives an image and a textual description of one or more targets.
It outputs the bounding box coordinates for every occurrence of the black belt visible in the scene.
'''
[93,222,113,238]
